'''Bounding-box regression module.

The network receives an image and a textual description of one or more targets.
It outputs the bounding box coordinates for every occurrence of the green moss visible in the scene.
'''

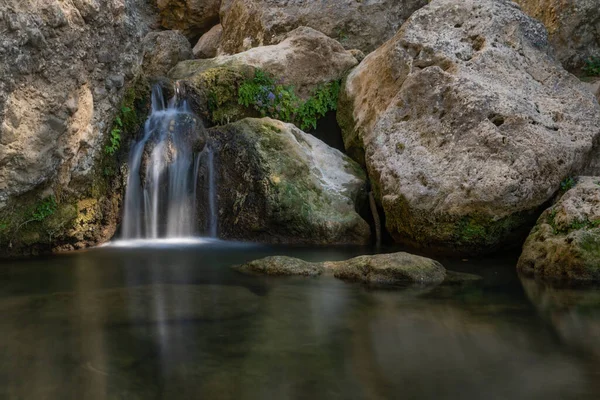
[456,217,487,244]
[579,231,600,270]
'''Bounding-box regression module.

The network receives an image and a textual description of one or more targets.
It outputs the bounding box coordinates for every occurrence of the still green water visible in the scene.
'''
[1,241,599,399]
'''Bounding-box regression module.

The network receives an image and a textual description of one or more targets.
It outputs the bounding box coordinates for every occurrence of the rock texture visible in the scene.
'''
[518,177,600,283]
[338,0,600,254]
[234,251,449,286]
[193,23,223,59]
[326,253,446,286]
[201,118,370,245]
[235,256,326,276]
[0,0,154,256]
[156,0,221,39]
[172,27,358,98]
[171,27,358,125]
[219,0,429,55]
[142,30,193,77]
[514,0,600,72]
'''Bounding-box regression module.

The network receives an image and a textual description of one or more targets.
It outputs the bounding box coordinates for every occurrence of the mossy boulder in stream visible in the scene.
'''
[518,177,600,283]
[202,117,370,245]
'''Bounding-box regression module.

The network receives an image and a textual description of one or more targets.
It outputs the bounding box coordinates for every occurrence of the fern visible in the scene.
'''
[237,69,341,131]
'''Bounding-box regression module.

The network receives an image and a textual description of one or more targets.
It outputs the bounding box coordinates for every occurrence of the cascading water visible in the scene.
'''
[121,84,217,240]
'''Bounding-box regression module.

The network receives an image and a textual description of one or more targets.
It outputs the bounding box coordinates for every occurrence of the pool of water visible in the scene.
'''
[1,241,600,399]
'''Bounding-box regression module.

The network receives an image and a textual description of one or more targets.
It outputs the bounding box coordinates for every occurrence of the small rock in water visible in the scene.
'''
[234,256,325,277]
[234,252,455,287]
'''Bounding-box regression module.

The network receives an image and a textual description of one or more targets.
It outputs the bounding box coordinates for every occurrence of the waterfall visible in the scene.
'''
[121,84,213,240]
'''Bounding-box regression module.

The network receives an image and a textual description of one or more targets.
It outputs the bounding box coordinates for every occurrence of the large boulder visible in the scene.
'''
[201,118,371,245]
[156,0,221,39]
[513,0,600,72]
[193,24,223,59]
[338,0,600,254]
[0,0,154,256]
[517,177,600,283]
[218,0,429,55]
[170,27,357,125]
[142,30,193,77]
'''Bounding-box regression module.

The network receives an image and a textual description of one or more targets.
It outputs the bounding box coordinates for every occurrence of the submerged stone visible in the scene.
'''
[235,251,448,287]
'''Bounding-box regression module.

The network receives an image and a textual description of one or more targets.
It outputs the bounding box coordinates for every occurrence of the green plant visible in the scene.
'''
[105,106,132,155]
[32,196,57,222]
[583,57,600,76]
[560,177,576,192]
[238,69,341,131]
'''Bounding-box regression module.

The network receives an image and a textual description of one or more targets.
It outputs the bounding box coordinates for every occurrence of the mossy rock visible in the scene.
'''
[170,60,257,126]
[518,177,600,283]
[201,117,370,245]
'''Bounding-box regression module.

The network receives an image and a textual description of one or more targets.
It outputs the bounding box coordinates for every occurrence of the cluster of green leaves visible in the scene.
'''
[105,106,132,155]
[583,57,600,76]
[32,196,57,222]
[238,69,341,131]
[560,176,576,192]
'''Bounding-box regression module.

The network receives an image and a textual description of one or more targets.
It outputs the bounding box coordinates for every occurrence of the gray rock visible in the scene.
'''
[338,0,600,254]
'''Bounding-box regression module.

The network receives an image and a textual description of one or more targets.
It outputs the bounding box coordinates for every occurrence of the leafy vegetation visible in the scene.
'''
[560,176,576,192]
[238,69,341,131]
[583,57,600,76]
[105,106,132,155]
[31,196,57,222]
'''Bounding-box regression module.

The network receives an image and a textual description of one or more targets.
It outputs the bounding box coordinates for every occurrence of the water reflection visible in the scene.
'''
[0,246,598,399]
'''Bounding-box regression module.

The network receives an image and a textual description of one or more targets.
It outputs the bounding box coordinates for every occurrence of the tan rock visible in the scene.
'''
[337,0,600,254]
[193,24,223,59]
[172,27,358,99]
[219,0,428,55]
[142,30,193,77]
[156,0,221,39]
[513,0,600,72]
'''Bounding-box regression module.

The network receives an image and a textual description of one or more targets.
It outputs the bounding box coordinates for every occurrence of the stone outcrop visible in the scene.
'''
[142,30,193,77]
[172,26,358,97]
[171,27,358,125]
[234,252,481,287]
[0,0,154,256]
[514,0,600,72]
[518,177,600,283]
[156,0,221,39]
[201,118,371,245]
[218,0,429,55]
[337,0,600,254]
[193,24,223,59]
